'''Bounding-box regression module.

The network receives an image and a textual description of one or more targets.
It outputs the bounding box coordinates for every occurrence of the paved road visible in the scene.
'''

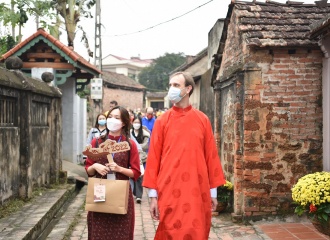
[66,188,267,240]
[62,161,328,240]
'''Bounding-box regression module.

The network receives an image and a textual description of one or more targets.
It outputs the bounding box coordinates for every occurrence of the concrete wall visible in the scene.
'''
[208,19,225,69]
[199,69,215,129]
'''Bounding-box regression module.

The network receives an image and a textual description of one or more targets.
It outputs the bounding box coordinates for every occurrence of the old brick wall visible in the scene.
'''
[217,10,245,81]
[215,72,245,216]
[241,49,323,218]
[102,88,144,112]
[218,49,323,219]
[216,7,323,218]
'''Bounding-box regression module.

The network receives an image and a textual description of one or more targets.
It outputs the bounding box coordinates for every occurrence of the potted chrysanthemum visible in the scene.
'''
[291,171,330,236]
[216,180,233,213]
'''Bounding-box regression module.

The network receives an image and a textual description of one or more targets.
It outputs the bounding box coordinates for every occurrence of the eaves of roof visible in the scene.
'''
[146,91,167,98]
[173,48,208,73]
[230,1,330,48]
[310,14,330,39]
[102,71,145,91]
[0,28,101,76]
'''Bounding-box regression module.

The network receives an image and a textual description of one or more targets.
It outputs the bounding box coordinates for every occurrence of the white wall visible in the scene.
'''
[59,78,87,163]
[321,37,330,171]
[76,96,87,164]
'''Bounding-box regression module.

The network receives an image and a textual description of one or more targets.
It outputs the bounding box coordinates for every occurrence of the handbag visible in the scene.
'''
[85,177,129,214]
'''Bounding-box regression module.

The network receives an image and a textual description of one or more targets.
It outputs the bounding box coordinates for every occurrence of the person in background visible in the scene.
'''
[156,109,164,118]
[85,106,141,240]
[142,72,226,239]
[128,109,135,123]
[136,108,142,117]
[110,100,118,108]
[142,107,156,134]
[130,115,150,204]
[86,113,107,145]
[104,100,118,116]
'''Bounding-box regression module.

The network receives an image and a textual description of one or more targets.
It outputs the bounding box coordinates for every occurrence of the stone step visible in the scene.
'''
[0,184,77,240]
[40,185,87,240]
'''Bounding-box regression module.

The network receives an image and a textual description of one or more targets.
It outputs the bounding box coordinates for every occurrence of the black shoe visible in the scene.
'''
[136,198,141,204]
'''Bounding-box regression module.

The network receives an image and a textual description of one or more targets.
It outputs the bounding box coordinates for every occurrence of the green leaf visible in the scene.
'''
[320,213,328,222]
[294,207,305,216]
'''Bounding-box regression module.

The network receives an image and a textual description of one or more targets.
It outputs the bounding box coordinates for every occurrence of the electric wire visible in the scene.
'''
[4,0,215,38]
[104,0,215,37]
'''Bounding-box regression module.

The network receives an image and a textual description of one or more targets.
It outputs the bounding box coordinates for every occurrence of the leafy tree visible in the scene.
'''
[138,53,186,91]
[54,0,96,47]
[0,1,54,42]
[0,35,16,56]
[0,0,95,49]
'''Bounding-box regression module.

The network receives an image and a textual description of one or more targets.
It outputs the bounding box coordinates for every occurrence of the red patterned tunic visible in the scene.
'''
[143,105,226,240]
[85,135,140,240]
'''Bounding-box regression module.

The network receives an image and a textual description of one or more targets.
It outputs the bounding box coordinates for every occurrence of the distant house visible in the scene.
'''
[101,71,145,111]
[102,54,153,82]
[0,28,101,164]
[172,48,208,110]
[145,91,168,110]
[211,1,330,220]
[170,22,226,128]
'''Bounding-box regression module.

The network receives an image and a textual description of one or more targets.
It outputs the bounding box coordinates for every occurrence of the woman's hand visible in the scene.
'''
[93,163,110,176]
[107,162,123,173]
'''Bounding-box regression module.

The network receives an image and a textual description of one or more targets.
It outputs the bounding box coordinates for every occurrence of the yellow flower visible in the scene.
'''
[292,172,330,223]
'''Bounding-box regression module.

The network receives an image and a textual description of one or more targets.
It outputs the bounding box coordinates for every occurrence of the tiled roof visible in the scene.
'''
[310,13,330,38]
[146,91,167,98]
[1,28,101,74]
[103,54,153,64]
[173,48,207,73]
[232,1,330,48]
[102,71,145,90]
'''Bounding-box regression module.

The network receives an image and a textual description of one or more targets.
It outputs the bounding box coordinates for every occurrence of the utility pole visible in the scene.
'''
[94,0,102,71]
[91,0,103,126]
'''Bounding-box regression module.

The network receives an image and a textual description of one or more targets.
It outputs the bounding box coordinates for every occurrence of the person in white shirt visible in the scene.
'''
[86,113,107,145]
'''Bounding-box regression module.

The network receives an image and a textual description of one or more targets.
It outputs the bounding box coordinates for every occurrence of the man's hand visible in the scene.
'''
[149,197,159,220]
[211,197,218,212]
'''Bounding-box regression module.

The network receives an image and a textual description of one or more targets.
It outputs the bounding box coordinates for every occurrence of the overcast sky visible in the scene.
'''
[9,0,321,61]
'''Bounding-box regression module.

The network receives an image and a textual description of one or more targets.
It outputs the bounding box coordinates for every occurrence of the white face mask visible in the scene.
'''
[133,123,141,130]
[106,118,123,132]
[167,86,187,104]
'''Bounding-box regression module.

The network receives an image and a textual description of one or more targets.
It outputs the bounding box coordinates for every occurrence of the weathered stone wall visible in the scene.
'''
[214,72,245,216]
[217,50,323,219]
[216,10,245,82]
[215,8,323,219]
[0,67,62,203]
[241,49,323,218]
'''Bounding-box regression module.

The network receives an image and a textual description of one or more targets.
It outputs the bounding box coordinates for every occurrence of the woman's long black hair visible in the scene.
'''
[106,106,131,141]
[131,115,143,144]
[94,113,107,128]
